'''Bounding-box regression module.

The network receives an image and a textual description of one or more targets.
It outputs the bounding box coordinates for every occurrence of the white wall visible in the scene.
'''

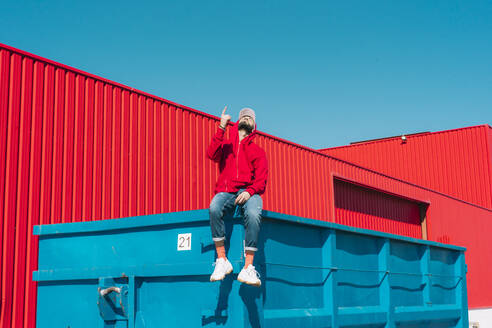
[469,308,492,327]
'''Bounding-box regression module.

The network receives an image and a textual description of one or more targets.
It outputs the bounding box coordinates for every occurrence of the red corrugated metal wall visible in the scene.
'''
[333,178,422,238]
[488,126,492,192]
[1,43,491,327]
[425,195,492,309]
[320,125,492,209]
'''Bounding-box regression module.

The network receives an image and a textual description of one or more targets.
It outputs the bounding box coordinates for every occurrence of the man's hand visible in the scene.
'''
[235,191,251,205]
[220,106,231,129]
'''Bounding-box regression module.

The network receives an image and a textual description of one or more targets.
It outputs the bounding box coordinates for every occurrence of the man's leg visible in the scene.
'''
[209,192,236,258]
[237,193,263,286]
[209,192,236,282]
[241,194,263,266]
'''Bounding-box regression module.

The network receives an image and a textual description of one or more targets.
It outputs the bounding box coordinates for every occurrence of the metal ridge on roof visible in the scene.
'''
[349,131,431,145]
[321,124,492,151]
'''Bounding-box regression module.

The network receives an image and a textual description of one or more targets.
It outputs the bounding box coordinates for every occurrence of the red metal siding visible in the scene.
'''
[425,195,492,309]
[320,125,492,209]
[488,126,492,197]
[0,43,491,327]
[334,179,422,238]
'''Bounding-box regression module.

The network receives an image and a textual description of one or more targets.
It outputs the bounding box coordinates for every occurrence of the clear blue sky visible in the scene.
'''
[1,0,491,148]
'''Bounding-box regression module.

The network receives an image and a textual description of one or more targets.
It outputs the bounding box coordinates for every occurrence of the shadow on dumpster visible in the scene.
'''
[204,215,330,328]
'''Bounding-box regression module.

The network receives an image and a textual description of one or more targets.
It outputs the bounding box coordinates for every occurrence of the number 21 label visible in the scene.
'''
[177,233,191,251]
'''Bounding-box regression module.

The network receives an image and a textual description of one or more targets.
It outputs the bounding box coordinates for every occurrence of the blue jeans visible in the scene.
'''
[209,190,263,252]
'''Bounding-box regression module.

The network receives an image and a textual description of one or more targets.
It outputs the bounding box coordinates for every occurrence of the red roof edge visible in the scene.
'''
[0,42,324,154]
[319,124,492,152]
[0,42,220,120]
[486,126,492,206]
[349,131,431,145]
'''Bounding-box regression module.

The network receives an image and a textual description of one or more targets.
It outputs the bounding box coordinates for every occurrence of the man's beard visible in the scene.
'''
[238,121,253,134]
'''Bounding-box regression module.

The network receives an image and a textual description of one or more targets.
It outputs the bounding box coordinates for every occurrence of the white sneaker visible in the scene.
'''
[237,264,261,287]
[210,258,233,282]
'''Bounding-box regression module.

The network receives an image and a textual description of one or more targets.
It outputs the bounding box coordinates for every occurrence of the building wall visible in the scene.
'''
[320,125,492,209]
[488,127,492,191]
[1,43,491,327]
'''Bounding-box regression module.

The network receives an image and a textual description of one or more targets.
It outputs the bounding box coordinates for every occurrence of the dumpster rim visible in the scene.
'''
[33,209,465,252]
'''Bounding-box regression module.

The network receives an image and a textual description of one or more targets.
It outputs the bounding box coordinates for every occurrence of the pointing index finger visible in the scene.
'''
[222,106,227,115]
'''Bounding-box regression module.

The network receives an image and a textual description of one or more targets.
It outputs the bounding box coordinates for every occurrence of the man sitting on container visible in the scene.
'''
[206,106,268,287]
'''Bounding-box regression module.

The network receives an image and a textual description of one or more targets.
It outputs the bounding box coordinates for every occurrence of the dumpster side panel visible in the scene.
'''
[261,221,326,311]
[34,210,468,328]
[36,280,100,328]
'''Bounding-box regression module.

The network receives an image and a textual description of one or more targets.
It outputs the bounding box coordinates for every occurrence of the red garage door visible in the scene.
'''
[334,178,424,238]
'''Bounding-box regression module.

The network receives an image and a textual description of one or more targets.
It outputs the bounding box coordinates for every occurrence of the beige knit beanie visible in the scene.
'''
[238,107,256,123]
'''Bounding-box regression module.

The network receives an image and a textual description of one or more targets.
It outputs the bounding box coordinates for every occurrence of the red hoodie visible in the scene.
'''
[207,122,268,196]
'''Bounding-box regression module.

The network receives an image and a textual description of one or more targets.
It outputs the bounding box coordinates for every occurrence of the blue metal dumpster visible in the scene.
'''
[34,210,468,327]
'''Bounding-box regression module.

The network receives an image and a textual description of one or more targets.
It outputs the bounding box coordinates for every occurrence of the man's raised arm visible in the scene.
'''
[206,106,231,162]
